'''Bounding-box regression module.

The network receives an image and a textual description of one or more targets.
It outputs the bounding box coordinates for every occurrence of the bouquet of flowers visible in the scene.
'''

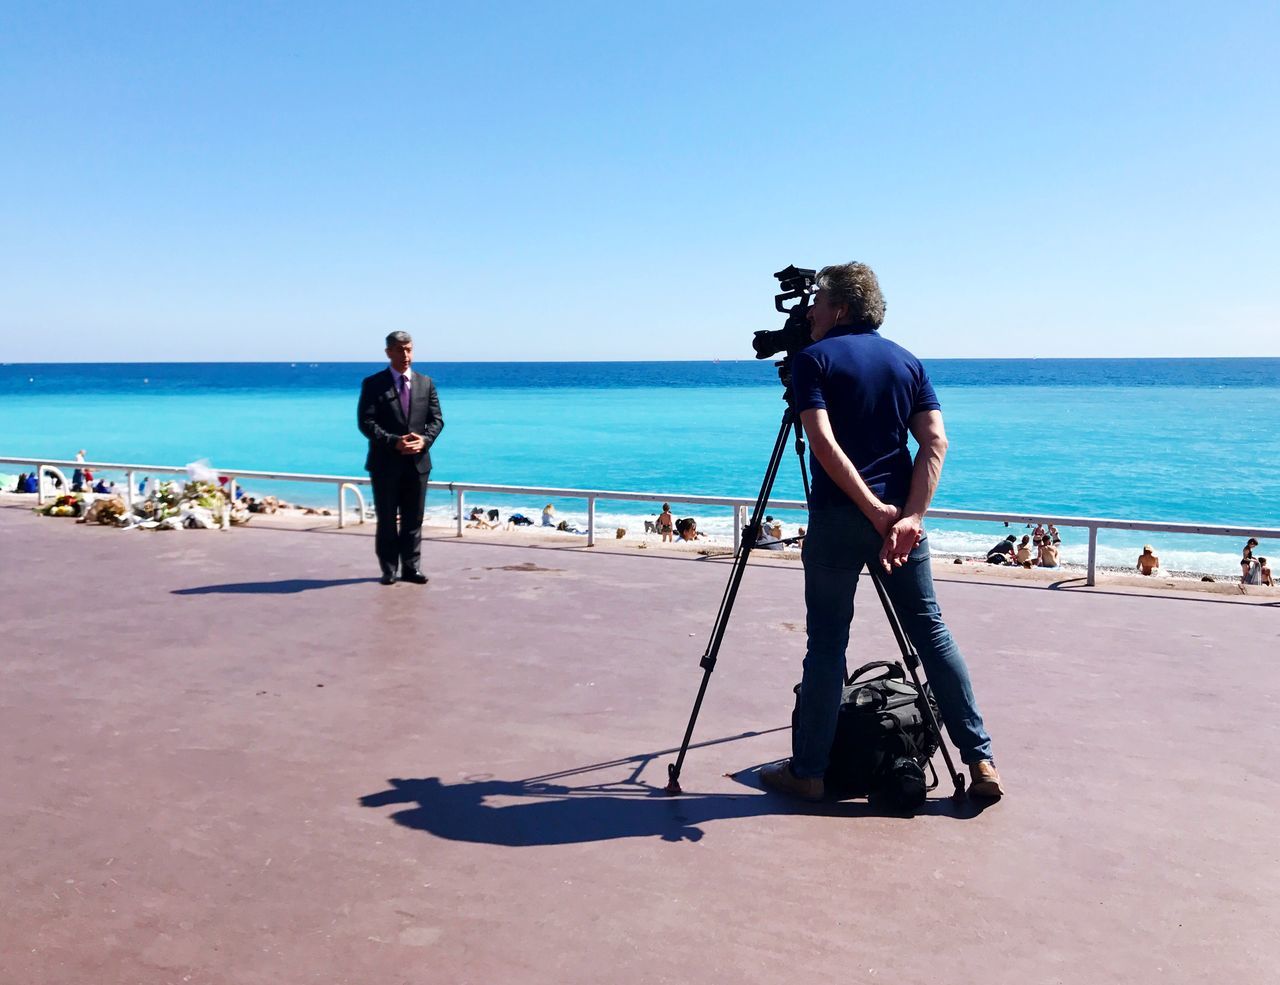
[38,493,84,518]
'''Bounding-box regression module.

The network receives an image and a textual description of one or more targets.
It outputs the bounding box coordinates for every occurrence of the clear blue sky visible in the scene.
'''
[2,2,1276,361]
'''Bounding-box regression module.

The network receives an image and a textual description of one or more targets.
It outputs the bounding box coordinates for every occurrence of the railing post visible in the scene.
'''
[455,487,465,537]
[337,482,345,528]
[35,462,45,505]
[587,495,596,547]
[1086,525,1098,587]
[125,469,135,509]
[733,504,743,553]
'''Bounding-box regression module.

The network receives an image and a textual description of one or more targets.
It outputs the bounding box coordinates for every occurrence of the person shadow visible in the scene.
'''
[359,731,988,846]
[172,577,377,595]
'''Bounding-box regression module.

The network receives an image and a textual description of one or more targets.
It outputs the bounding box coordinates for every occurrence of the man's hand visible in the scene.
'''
[397,433,425,454]
[869,500,901,538]
[879,514,923,573]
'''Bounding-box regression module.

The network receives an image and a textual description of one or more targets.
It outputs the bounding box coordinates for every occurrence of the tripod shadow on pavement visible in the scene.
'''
[173,577,377,595]
[359,731,990,847]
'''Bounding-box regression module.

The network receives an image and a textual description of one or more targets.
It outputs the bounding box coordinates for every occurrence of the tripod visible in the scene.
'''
[663,366,966,800]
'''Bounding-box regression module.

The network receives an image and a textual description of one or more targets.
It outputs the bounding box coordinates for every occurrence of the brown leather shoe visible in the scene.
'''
[969,760,1004,799]
[759,760,824,802]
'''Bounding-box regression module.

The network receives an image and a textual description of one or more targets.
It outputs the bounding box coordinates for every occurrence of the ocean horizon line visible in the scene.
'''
[4,355,1280,367]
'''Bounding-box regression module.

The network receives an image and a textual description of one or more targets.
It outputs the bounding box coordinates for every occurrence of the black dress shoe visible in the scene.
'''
[402,569,429,584]
[379,573,397,586]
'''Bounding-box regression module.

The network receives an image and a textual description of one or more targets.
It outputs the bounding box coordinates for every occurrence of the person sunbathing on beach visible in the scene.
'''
[541,504,557,527]
[466,507,497,530]
[675,517,704,541]
[985,535,1017,565]
[1259,558,1274,587]
[1136,546,1160,576]
[756,518,786,550]
[505,513,534,528]
[1037,536,1060,568]
[1015,535,1034,566]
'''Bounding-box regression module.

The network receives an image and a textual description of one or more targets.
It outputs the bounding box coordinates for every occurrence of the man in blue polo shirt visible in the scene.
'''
[760,262,1003,801]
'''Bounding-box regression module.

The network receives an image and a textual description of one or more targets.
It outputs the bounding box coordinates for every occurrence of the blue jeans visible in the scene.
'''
[792,504,994,777]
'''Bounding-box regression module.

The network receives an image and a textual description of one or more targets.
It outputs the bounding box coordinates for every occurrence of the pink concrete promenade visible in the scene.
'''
[2,503,1278,985]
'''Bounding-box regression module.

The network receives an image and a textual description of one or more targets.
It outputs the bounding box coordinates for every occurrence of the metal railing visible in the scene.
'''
[4,456,1278,587]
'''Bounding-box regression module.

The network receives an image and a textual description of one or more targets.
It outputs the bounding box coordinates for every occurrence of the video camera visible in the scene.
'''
[751,265,817,360]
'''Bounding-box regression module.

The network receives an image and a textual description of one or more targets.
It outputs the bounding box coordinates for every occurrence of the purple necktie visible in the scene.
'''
[399,375,410,417]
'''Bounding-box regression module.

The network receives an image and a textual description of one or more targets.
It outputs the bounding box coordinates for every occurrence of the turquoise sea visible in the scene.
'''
[2,360,1277,577]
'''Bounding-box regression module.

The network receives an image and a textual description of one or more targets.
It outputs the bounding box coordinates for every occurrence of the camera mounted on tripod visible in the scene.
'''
[752,265,817,361]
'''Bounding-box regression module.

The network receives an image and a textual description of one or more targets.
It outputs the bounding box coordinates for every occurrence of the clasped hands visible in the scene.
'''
[396,432,426,455]
[870,501,923,574]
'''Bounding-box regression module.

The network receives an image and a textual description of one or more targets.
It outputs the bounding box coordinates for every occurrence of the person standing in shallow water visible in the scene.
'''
[358,331,444,586]
[759,261,1003,803]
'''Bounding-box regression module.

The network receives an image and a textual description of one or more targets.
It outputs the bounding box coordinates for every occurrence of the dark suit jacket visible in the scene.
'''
[358,368,444,476]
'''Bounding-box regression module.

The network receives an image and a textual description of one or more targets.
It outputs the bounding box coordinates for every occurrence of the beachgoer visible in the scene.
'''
[1037,537,1060,568]
[1259,558,1274,587]
[758,261,1001,802]
[1136,546,1159,576]
[541,504,556,527]
[1015,535,1033,566]
[93,479,109,494]
[506,513,534,528]
[674,517,703,541]
[14,472,28,492]
[1048,524,1060,544]
[986,535,1017,565]
[1241,539,1261,585]
[1032,523,1045,540]
[466,507,497,530]
[765,515,783,540]
[657,503,674,543]
[357,330,445,586]
[23,473,38,493]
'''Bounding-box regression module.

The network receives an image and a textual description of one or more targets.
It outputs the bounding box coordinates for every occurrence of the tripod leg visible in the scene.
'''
[665,407,796,795]
[867,569,967,799]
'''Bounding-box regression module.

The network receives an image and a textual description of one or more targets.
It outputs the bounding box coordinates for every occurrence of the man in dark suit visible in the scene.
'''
[357,331,444,585]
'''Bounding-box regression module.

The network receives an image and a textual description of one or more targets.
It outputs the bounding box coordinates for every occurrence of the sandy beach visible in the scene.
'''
[6,488,1273,603]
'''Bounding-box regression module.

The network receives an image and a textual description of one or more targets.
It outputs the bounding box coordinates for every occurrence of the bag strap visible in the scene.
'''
[846,661,905,687]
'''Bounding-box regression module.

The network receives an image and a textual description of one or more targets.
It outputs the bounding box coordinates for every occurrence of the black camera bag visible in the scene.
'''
[791,660,942,808]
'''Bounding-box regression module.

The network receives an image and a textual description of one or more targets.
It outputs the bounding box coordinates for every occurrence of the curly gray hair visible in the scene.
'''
[815,262,886,328]
[385,330,413,347]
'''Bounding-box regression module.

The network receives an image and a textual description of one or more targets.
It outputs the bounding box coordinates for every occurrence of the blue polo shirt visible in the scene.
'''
[790,325,940,509]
